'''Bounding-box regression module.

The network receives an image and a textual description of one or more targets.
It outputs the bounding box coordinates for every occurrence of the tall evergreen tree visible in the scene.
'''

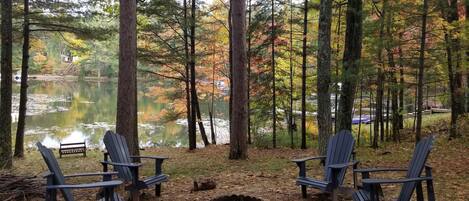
[271,0,277,148]
[116,0,139,156]
[416,0,428,142]
[0,0,13,169]
[230,0,248,160]
[439,0,465,139]
[337,0,363,131]
[373,0,387,148]
[14,0,30,158]
[317,0,332,154]
[300,0,308,150]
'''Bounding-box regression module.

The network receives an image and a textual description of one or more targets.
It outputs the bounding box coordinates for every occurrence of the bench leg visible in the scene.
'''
[301,185,307,198]
[155,184,161,197]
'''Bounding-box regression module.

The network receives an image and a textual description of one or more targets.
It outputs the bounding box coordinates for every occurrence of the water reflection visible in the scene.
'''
[13,80,229,149]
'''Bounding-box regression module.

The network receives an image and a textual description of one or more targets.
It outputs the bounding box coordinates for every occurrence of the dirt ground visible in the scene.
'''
[4,129,469,201]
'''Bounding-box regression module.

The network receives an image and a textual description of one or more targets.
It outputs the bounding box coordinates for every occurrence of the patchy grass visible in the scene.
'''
[4,114,469,200]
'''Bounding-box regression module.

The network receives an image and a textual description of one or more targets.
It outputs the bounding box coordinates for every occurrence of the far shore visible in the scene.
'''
[28,74,114,82]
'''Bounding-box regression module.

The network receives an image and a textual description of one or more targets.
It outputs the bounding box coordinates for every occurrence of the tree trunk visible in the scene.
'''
[14,0,30,158]
[289,0,294,149]
[317,0,332,155]
[300,0,309,150]
[117,0,139,157]
[357,83,363,146]
[0,0,13,169]
[210,46,216,145]
[194,91,209,146]
[271,0,277,148]
[442,0,464,139]
[466,0,469,113]
[337,0,363,132]
[369,90,374,146]
[385,7,400,142]
[247,0,252,145]
[183,0,195,150]
[189,0,198,149]
[374,0,387,148]
[416,0,428,142]
[229,0,248,160]
[229,0,233,140]
[397,42,405,129]
[385,86,390,140]
[333,5,343,134]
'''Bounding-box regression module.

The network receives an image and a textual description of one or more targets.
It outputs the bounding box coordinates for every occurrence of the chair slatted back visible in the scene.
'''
[324,130,355,185]
[103,131,134,181]
[397,136,434,201]
[36,142,74,201]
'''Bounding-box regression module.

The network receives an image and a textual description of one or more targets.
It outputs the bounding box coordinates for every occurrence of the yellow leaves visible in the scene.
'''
[30,38,46,52]
[63,33,86,50]
[33,54,47,64]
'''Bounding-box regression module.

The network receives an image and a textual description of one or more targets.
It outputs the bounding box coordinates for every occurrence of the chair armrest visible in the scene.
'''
[354,167,408,173]
[46,180,123,190]
[130,155,169,160]
[292,156,326,178]
[131,156,168,175]
[64,172,118,178]
[362,177,433,185]
[100,161,141,168]
[328,163,350,170]
[291,156,326,163]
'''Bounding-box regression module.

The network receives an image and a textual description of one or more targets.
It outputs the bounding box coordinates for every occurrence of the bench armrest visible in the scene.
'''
[64,172,118,178]
[46,180,122,190]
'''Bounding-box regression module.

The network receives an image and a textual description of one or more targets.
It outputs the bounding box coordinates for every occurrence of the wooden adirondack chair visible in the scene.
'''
[352,136,435,201]
[36,142,122,201]
[102,131,169,201]
[292,130,357,199]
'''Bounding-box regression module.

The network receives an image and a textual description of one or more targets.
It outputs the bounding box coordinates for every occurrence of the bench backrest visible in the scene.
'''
[36,142,74,201]
[103,131,134,181]
[398,136,434,201]
[324,130,355,185]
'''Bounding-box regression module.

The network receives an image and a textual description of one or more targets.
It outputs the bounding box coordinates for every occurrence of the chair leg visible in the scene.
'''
[301,185,307,198]
[155,184,161,197]
[104,188,111,201]
[331,189,338,201]
[416,182,424,201]
[130,190,140,201]
[46,189,57,201]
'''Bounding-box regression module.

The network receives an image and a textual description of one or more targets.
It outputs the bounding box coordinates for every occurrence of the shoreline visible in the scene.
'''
[28,74,114,82]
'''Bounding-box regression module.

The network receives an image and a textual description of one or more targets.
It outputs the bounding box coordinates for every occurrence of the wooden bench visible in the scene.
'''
[59,142,86,158]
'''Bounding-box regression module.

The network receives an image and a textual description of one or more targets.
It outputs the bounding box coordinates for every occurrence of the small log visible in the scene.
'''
[192,178,217,192]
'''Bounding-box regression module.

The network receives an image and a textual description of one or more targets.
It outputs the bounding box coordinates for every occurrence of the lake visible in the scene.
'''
[11,80,229,149]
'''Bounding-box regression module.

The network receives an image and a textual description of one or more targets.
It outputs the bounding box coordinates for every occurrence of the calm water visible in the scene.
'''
[12,80,229,149]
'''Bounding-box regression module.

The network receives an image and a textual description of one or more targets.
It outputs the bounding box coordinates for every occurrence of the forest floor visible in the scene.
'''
[4,117,469,201]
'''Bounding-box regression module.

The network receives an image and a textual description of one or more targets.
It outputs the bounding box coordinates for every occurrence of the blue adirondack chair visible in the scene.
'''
[352,136,435,201]
[36,142,122,201]
[102,131,169,200]
[292,130,357,199]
